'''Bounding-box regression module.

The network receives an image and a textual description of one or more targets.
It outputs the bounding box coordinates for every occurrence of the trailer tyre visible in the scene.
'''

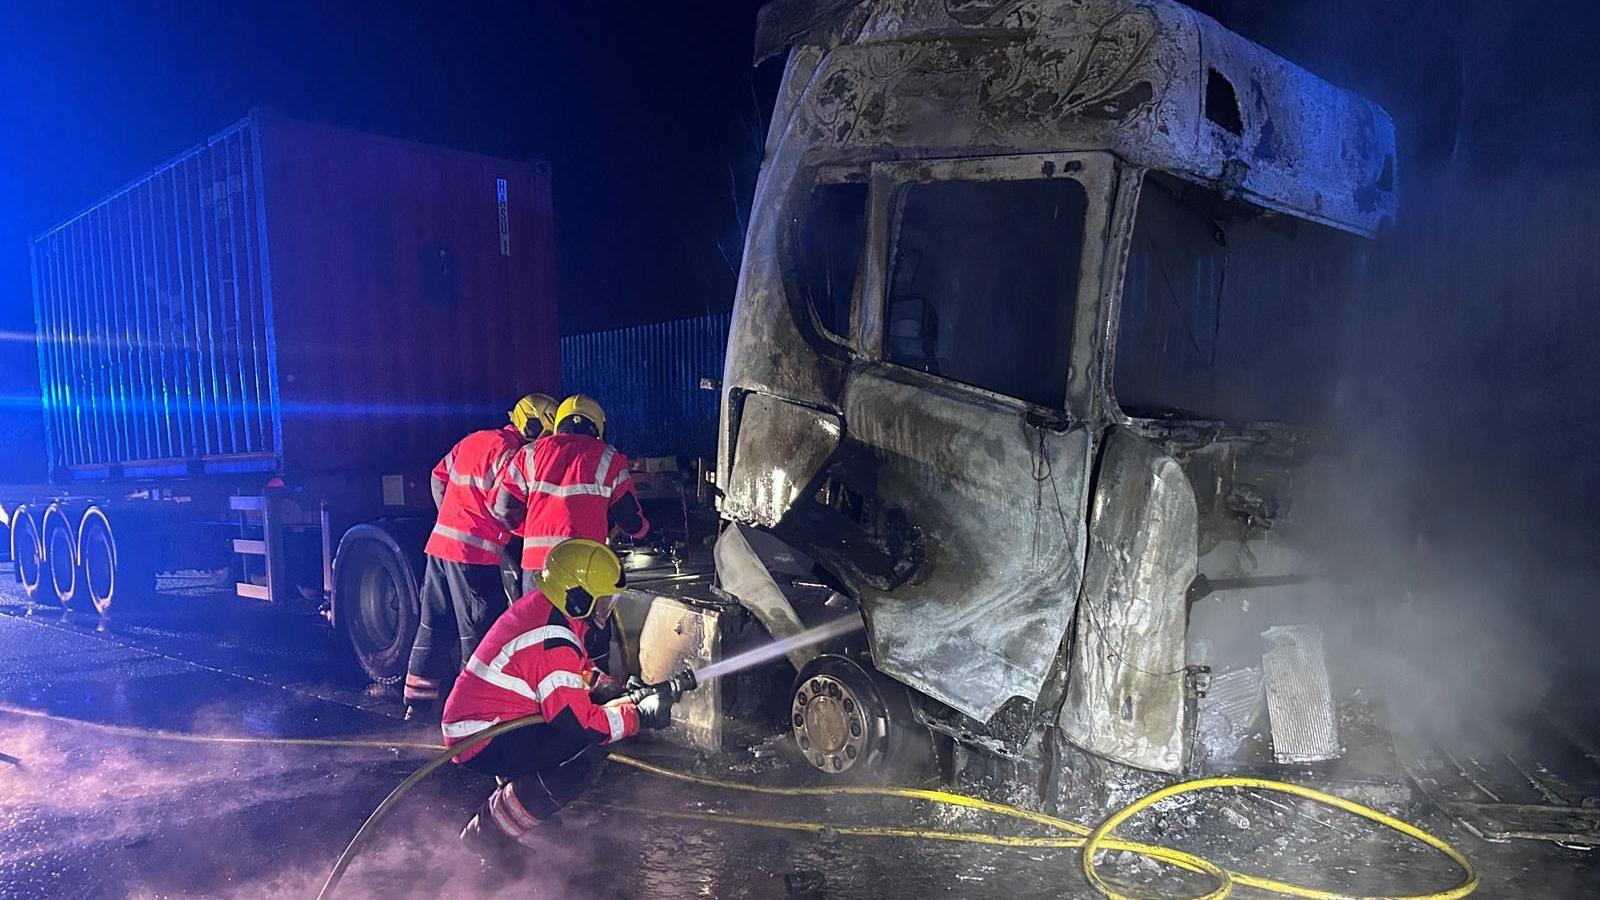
[77,508,155,615]
[42,506,79,608]
[336,527,420,684]
[10,506,52,605]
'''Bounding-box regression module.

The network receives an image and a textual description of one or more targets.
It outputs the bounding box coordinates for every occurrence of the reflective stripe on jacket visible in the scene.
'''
[441,588,639,763]
[488,433,648,571]
[424,426,525,565]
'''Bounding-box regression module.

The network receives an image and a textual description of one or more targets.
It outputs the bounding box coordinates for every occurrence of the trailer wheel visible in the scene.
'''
[77,507,154,615]
[42,506,79,608]
[336,528,420,684]
[10,506,51,605]
[790,654,927,781]
[78,511,116,614]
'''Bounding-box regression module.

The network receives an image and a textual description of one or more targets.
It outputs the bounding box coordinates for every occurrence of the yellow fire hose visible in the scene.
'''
[0,703,1477,900]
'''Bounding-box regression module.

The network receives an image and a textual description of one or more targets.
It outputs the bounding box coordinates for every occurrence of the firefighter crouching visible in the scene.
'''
[403,393,559,718]
[445,538,671,866]
[488,393,648,676]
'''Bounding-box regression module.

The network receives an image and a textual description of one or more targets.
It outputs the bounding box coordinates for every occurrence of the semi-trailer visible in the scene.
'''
[12,110,559,683]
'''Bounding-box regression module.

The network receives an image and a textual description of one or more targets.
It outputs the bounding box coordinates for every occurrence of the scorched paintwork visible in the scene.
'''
[716,0,1398,776]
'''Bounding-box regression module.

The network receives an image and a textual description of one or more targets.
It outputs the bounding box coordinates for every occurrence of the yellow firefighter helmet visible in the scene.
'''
[554,394,606,439]
[537,538,625,620]
[509,393,558,438]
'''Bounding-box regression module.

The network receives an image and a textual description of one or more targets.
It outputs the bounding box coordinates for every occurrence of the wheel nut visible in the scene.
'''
[793,714,804,727]
[849,720,861,737]
[799,736,810,750]
[843,698,855,713]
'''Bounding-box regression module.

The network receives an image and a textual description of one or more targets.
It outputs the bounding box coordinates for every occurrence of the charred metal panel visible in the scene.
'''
[761,0,1396,236]
[714,523,821,671]
[826,367,1090,724]
[1060,427,1196,773]
[723,393,842,527]
[634,595,724,753]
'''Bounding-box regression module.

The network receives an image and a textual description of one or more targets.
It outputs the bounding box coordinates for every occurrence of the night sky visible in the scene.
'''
[1,1,1598,481]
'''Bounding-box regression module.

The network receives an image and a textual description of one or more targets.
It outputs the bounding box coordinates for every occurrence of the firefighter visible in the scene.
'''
[445,538,671,866]
[488,393,648,675]
[403,393,558,719]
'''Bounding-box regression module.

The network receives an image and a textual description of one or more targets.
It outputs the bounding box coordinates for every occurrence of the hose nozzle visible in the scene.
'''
[627,669,700,706]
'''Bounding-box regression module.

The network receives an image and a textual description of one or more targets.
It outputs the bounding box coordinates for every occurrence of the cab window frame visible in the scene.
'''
[862,153,1115,418]
[779,167,872,361]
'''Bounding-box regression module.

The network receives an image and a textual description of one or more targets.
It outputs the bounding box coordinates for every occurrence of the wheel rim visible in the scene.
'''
[82,521,116,614]
[792,671,883,774]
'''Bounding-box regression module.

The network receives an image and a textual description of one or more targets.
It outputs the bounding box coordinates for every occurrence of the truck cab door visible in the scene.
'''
[769,153,1121,729]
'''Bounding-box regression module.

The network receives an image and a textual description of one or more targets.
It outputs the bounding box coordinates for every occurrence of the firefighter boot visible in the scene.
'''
[459,812,529,877]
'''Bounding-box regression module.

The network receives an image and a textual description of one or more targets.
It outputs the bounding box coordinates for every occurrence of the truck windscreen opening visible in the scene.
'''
[1116,172,1367,424]
[884,177,1085,410]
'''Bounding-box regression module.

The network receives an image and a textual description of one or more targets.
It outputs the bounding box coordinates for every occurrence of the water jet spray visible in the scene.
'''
[695,616,864,683]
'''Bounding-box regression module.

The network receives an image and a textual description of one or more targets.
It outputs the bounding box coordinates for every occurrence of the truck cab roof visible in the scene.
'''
[757,0,1397,236]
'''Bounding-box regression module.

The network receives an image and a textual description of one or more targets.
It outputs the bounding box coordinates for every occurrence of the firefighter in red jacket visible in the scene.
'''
[488,394,648,674]
[403,393,558,718]
[445,538,671,865]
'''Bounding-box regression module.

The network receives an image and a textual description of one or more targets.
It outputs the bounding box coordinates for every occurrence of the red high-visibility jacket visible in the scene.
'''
[424,425,525,565]
[441,587,639,763]
[488,433,649,571]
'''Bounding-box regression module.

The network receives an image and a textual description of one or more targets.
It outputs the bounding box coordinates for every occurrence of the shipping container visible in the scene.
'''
[14,111,561,681]
[30,110,559,479]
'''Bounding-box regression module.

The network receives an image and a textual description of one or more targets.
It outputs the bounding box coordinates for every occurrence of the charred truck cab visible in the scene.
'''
[695,0,1398,780]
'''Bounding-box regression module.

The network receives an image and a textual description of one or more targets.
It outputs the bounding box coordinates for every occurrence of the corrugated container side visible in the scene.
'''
[561,313,729,458]
[31,119,277,476]
[258,115,561,476]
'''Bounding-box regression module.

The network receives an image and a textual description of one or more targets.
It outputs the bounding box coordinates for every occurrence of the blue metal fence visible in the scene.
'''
[561,313,729,459]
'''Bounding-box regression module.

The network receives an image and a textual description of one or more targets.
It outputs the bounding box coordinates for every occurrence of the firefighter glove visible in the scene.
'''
[635,692,673,730]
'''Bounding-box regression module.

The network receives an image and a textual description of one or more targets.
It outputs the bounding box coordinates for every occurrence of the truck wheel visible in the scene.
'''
[790,654,926,781]
[78,508,153,615]
[42,505,79,608]
[10,506,52,605]
[336,528,420,684]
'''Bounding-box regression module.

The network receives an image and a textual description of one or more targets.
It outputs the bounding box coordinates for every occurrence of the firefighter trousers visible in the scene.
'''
[404,556,510,704]
[466,730,609,839]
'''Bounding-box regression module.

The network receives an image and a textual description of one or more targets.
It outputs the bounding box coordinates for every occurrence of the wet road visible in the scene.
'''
[1,569,1597,899]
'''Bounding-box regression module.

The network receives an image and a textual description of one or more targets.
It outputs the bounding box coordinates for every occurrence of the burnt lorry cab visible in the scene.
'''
[718,0,1396,776]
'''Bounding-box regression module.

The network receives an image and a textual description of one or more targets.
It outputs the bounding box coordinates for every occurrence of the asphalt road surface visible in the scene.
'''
[0,567,1596,899]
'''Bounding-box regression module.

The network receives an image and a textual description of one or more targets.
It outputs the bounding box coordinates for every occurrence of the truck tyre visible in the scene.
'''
[77,507,155,615]
[42,505,78,608]
[335,526,420,684]
[10,506,52,605]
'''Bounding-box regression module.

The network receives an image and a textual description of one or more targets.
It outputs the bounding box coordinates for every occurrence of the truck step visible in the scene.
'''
[229,495,266,512]
[231,538,267,556]
[235,582,271,601]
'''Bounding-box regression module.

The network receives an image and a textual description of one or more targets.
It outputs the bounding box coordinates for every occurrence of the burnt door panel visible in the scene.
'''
[838,366,1089,723]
